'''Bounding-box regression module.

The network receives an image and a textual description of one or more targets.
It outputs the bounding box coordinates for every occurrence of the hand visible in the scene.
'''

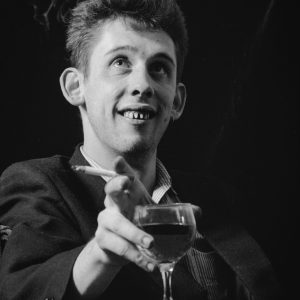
[104,156,153,219]
[94,156,155,272]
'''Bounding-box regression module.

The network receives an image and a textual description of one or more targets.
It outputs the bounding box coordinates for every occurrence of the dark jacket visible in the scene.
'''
[0,146,280,300]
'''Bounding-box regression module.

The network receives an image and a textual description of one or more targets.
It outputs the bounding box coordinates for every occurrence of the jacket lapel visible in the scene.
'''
[202,220,280,300]
[69,145,107,212]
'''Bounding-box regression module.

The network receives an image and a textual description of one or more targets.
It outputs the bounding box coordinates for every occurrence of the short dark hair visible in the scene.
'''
[66,0,188,81]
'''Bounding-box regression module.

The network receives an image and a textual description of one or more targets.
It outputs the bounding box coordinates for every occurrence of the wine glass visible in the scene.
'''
[134,203,196,300]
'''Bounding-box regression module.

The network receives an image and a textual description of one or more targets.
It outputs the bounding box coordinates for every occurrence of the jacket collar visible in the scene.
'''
[69,144,107,212]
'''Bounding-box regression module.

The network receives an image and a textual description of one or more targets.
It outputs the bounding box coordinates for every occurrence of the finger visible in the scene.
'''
[104,196,119,210]
[98,209,154,249]
[113,156,135,181]
[114,157,153,204]
[105,175,132,196]
[104,176,135,217]
[112,157,154,205]
[95,229,155,272]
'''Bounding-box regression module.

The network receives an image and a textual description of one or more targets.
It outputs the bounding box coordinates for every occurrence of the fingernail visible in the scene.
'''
[142,236,153,248]
[147,262,155,271]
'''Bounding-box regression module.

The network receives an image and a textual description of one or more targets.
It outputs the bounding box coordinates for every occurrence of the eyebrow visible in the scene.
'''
[105,45,138,56]
[155,52,176,67]
[105,46,176,66]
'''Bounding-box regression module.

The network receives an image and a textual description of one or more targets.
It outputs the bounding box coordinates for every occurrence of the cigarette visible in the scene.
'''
[72,165,117,178]
[72,165,153,204]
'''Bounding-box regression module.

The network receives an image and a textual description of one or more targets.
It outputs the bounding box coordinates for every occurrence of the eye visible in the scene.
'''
[149,61,170,77]
[112,56,131,69]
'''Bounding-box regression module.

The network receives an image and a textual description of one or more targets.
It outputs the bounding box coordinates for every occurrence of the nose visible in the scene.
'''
[130,67,154,99]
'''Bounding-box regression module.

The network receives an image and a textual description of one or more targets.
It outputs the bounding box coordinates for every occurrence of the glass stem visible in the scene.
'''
[159,263,175,300]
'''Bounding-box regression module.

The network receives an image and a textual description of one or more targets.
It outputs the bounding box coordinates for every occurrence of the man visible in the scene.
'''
[0,0,279,299]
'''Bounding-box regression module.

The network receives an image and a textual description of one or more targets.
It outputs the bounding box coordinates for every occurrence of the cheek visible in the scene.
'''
[84,81,117,111]
[157,82,176,103]
[89,77,127,104]
[157,87,176,113]
[159,103,173,124]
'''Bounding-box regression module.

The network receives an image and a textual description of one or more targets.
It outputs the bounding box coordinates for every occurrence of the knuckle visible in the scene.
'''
[99,209,123,234]
[104,197,110,207]
[135,253,144,265]
[105,176,131,194]
[104,196,115,208]
[134,253,153,271]
[110,214,123,233]
[95,230,105,245]
[114,176,127,189]
[94,228,108,250]
[104,183,113,196]
[97,210,106,225]
[97,209,113,227]
[117,243,130,257]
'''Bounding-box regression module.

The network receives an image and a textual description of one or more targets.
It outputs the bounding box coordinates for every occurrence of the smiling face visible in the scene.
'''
[62,17,186,166]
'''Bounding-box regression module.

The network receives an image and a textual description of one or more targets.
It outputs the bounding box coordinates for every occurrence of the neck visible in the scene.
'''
[84,142,157,193]
[82,142,157,194]
[122,151,157,194]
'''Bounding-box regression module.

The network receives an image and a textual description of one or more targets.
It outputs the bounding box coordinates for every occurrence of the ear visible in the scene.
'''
[59,67,85,106]
[171,82,187,121]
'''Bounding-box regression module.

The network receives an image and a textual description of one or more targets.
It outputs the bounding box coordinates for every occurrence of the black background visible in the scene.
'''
[1,0,298,295]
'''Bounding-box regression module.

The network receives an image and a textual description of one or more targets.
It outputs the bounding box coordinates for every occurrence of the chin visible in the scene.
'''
[118,138,155,157]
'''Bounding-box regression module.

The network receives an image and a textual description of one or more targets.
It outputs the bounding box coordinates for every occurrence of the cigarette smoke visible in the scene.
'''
[28,0,80,30]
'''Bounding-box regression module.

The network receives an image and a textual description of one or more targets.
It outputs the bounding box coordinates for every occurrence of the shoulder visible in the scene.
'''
[0,155,75,202]
[1,155,71,181]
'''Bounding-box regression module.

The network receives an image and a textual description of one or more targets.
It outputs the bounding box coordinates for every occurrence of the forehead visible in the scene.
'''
[88,17,177,63]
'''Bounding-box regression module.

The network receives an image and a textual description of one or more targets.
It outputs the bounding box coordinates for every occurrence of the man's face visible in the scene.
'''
[80,18,184,158]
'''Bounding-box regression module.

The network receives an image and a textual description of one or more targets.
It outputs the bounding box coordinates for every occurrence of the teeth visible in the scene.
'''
[123,111,150,120]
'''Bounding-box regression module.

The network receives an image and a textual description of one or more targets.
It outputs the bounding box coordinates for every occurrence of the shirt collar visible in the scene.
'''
[152,158,172,203]
[80,146,113,182]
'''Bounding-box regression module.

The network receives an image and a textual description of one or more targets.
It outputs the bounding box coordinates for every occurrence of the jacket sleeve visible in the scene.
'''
[0,161,85,300]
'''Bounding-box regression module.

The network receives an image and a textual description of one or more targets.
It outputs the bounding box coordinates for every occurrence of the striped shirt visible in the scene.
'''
[80,147,232,299]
